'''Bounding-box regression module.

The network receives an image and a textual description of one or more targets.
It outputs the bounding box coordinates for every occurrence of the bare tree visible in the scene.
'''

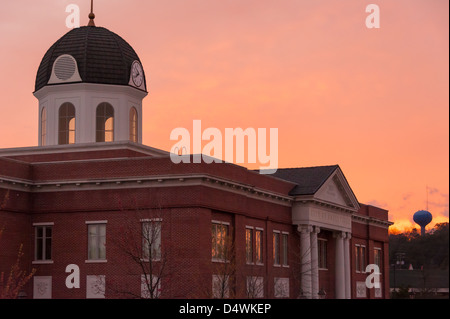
[196,225,237,299]
[0,190,36,299]
[211,236,236,299]
[246,274,265,299]
[291,241,316,299]
[109,199,169,299]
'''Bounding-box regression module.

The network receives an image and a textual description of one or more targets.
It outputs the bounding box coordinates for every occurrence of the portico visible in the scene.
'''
[274,165,360,299]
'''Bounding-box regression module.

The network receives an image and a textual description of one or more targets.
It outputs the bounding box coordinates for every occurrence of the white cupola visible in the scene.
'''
[34,16,148,147]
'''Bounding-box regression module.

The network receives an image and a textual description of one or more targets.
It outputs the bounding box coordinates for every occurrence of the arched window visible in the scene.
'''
[58,103,76,145]
[129,107,138,143]
[41,107,47,146]
[96,103,114,142]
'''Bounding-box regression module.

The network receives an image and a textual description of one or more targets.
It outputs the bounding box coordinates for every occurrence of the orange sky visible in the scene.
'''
[0,0,448,232]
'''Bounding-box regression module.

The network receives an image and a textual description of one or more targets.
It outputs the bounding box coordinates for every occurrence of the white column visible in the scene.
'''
[344,232,352,299]
[298,225,312,299]
[334,231,346,299]
[310,226,320,299]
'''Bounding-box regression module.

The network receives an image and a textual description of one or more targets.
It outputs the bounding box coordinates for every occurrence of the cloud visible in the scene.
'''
[402,192,414,201]
[366,200,388,209]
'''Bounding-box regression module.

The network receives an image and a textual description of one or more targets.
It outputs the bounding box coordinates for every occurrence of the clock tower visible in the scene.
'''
[34,9,147,146]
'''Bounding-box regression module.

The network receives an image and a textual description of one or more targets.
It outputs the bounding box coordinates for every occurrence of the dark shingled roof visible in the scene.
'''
[35,26,146,92]
[271,165,339,196]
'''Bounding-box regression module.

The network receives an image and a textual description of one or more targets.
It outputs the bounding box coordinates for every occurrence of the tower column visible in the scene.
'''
[310,226,320,299]
[298,225,312,299]
[334,231,346,299]
[344,232,352,299]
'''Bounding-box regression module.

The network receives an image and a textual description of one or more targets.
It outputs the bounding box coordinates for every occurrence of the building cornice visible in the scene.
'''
[0,141,169,158]
[293,196,358,214]
[352,213,394,229]
[0,173,293,207]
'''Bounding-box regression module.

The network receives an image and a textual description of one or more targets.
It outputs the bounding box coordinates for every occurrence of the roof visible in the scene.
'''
[271,165,339,196]
[35,26,145,92]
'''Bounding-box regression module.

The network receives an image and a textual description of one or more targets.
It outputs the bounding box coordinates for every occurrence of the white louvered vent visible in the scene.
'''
[48,54,82,84]
[54,56,76,81]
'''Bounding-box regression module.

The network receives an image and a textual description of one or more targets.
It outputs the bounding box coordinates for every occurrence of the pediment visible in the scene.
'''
[314,168,359,210]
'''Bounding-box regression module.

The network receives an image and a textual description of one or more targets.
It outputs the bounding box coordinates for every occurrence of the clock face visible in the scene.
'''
[131,61,144,87]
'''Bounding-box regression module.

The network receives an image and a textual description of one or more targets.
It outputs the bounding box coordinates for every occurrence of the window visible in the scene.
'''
[281,233,289,266]
[129,107,138,143]
[273,232,280,266]
[142,219,161,261]
[87,223,106,260]
[246,228,254,264]
[58,103,76,145]
[361,245,366,271]
[96,103,114,142]
[41,107,47,146]
[247,276,264,299]
[35,225,52,261]
[212,275,229,299]
[355,244,366,272]
[318,239,328,269]
[212,222,229,261]
[374,248,382,271]
[255,229,263,264]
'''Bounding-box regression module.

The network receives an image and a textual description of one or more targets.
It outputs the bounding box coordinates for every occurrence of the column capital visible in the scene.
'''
[297,225,313,234]
[345,232,352,240]
[312,226,321,234]
[333,231,345,239]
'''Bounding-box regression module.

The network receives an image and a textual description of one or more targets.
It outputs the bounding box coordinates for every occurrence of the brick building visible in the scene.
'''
[0,14,392,299]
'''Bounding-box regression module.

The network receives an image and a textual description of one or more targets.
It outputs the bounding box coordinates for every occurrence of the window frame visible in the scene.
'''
[318,238,328,270]
[33,223,54,263]
[255,228,264,265]
[374,247,382,273]
[245,226,254,264]
[129,107,138,143]
[273,231,281,266]
[58,102,76,145]
[96,103,115,143]
[281,232,289,267]
[355,244,367,273]
[211,221,230,263]
[86,221,107,263]
[141,219,162,262]
[41,107,47,146]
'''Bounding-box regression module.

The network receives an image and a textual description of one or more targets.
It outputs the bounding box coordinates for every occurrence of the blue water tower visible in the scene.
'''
[413,210,433,236]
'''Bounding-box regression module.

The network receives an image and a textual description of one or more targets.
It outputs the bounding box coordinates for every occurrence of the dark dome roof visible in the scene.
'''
[35,26,146,92]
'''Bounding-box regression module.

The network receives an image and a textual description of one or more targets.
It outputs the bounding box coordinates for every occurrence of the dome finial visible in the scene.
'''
[88,0,96,26]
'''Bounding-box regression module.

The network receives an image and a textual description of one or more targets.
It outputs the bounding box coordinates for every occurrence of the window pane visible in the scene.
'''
[96,103,114,143]
[41,108,47,146]
[256,230,263,264]
[130,108,138,142]
[59,103,75,145]
[212,223,228,261]
[105,117,114,131]
[211,224,217,259]
[36,227,43,261]
[355,246,360,271]
[273,233,280,265]
[246,229,253,263]
[45,236,52,260]
[361,247,366,271]
[282,234,288,266]
[88,224,106,260]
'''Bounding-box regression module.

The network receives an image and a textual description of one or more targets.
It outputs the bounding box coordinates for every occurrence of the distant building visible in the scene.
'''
[0,13,393,299]
[390,269,449,298]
